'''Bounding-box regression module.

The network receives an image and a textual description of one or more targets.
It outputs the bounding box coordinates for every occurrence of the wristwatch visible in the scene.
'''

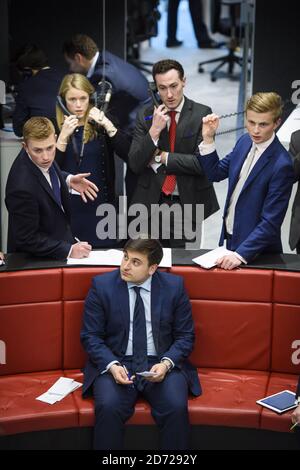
[155,153,162,163]
[161,359,172,372]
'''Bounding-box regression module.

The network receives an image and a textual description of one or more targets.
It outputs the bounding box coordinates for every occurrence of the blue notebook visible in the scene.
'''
[256,390,297,414]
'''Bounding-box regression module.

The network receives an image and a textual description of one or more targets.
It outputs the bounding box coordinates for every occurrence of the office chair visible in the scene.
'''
[127,0,160,75]
[198,0,243,82]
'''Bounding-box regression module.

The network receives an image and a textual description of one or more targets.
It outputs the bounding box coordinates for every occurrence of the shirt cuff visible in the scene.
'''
[101,360,120,375]
[67,245,74,259]
[66,174,73,191]
[199,141,216,155]
[234,252,247,264]
[165,152,169,166]
[150,162,162,173]
[161,356,174,370]
[151,137,159,147]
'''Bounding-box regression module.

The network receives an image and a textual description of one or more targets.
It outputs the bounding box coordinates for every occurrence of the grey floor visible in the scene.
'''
[139,0,295,253]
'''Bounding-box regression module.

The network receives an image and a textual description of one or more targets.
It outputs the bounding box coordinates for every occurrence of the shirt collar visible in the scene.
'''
[128,275,152,292]
[253,132,275,153]
[173,96,185,114]
[87,51,99,78]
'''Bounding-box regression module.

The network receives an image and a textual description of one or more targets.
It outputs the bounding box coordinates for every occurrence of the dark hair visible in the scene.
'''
[123,238,163,266]
[152,59,184,81]
[15,44,48,71]
[63,34,98,60]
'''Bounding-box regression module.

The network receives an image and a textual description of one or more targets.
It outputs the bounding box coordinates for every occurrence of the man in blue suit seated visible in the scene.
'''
[80,237,200,450]
[198,92,294,269]
[63,34,149,133]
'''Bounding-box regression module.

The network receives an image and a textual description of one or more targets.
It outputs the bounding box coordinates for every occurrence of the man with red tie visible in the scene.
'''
[128,59,218,247]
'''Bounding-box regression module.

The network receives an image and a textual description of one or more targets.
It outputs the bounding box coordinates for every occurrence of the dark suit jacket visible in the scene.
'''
[12,68,62,137]
[128,97,219,221]
[80,269,201,397]
[199,134,294,261]
[288,129,300,250]
[5,150,74,259]
[89,51,149,133]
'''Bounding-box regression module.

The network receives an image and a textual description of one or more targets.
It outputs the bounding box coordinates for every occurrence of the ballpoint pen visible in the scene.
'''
[123,365,134,388]
[290,421,299,431]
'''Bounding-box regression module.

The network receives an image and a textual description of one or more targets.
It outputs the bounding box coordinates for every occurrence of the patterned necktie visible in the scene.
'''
[48,165,62,207]
[161,110,177,195]
[132,286,148,390]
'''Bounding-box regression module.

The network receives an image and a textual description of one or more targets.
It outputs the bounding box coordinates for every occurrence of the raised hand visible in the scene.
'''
[202,113,220,143]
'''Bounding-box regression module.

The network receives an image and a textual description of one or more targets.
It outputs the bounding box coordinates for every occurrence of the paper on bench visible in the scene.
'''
[67,248,172,267]
[36,377,82,404]
[192,247,231,269]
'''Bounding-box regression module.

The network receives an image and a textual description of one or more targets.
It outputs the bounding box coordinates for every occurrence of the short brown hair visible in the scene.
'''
[63,34,98,60]
[23,117,55,143]
[246,92,283,122]
[124,238,163,266]
[152,59,184,81]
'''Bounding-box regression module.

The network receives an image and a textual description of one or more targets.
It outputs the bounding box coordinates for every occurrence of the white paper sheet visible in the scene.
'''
[192,247,231,269]
[67,248,172,267]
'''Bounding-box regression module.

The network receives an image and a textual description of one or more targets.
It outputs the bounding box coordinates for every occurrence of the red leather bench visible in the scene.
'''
[0,266,299,445]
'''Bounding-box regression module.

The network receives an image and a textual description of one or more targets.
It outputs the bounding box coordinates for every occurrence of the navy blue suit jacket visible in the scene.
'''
[80,269,201,397]
[198,134,294,261]
[12,68,62,137]
[5,150,74,259]
[89,51,149,132]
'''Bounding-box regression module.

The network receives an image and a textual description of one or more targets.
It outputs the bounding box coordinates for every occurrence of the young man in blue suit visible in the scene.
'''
[6,117,98,259]
[198,92,294,269]
[81,238,200,450]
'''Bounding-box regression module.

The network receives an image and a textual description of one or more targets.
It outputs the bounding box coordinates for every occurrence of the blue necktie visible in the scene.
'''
[132,286,148,390]
[48,165,62,207]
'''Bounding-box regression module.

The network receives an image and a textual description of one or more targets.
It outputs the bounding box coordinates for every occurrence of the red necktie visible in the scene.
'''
[162,111,177,195]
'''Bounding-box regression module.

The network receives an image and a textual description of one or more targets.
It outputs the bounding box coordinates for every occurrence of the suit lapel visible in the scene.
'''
[241,139,277,193]
[175,98,192,149]
[24,155,67,212]
[150,273,163,354]
[116,276,130,341]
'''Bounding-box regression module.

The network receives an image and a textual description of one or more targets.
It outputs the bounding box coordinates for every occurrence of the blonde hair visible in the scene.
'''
[56,73,96,143]
[246,92,283,122]
[23,116,55,142]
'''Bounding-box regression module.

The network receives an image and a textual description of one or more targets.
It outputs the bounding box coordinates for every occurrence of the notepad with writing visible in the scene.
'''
[256,390,297,414]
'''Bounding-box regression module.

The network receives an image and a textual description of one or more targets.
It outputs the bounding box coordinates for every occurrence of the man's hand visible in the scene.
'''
[144,363,168,383]
[149,104,169,141]
[70,242,92,258]
[216,253,242,270]
[109,364,134,385]
[291,404,300,427]
[69,173,99,203]
[202,113,220,144]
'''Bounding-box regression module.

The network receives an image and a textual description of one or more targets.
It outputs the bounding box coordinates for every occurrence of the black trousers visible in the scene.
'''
[167,0,211,45]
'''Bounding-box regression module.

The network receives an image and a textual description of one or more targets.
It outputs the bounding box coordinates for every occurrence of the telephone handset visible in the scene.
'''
[148,82,162,108]
[56,95,71,116]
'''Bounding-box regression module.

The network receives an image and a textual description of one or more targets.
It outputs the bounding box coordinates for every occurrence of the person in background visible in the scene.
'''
[288,129,300,253]
[166,0,219,48]
[56,73,130,247]
[5,117,98,259]
[81,237,201,450]
[62,34,149,133]
[12,44,62,137]
[199,92,294,269]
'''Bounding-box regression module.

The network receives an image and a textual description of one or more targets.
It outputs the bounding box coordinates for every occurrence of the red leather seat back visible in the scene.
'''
[0,269,62,305]
[271,304,300,374]
[170,267,273,301]
[0,302,63,375]
[190,300,272,369]
[63,301,87,369]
